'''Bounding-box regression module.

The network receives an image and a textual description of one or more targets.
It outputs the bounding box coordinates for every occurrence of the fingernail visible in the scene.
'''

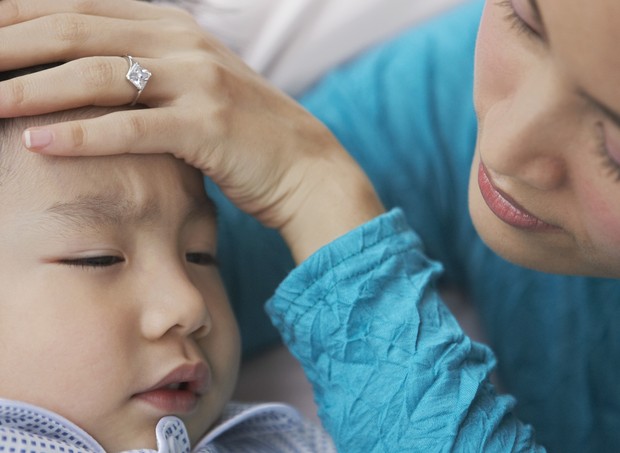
[23,129,53,150]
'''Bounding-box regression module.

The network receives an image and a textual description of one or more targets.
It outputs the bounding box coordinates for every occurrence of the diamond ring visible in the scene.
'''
[124,55,152,106]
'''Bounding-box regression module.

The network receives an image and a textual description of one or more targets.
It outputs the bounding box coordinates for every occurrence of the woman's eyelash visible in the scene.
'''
[496,0,537,37]
[59,256,124,269]
[186,252,218,267]
[595,123,620,182]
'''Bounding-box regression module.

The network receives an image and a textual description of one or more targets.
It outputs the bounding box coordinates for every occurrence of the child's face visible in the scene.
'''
[0,150,240,450]
[471,0,620,277]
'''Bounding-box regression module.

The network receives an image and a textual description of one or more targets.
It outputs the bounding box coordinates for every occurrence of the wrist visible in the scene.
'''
[279,153,385,264]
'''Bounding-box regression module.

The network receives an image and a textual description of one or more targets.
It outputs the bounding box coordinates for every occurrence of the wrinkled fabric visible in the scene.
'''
[267,209,541,452]
[212,1,620,452]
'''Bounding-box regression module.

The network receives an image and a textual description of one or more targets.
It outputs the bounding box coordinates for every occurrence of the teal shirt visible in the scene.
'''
[211,1,620,451]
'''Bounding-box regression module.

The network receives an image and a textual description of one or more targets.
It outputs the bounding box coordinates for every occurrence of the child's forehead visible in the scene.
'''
[43,187,215,233]
[3,142,214,226]
[62,155,209,205]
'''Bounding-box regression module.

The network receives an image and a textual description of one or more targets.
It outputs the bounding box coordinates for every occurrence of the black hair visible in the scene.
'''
[0,63,65,185]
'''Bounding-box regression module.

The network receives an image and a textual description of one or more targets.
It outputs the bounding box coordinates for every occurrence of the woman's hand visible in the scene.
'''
[0,0,384,262]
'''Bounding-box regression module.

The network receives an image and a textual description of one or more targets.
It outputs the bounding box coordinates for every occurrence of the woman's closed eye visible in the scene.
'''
[596,123,620,182]
[497,0,542,39]
[59,256,125,269]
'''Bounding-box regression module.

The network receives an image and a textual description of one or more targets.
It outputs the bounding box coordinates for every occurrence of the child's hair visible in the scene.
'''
[0,64,105,188]
[0,65,59,186]
[0,110,21,188]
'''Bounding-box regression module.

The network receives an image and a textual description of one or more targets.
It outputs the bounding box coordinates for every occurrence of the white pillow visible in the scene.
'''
[165,0,468,95]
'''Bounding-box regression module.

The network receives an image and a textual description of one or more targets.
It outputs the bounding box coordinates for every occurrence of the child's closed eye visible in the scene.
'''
[59,256,125,269]
[186,252,218,267]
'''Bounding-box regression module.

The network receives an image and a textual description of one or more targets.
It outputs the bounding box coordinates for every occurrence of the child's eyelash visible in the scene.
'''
[595,123,620,182]
[59,256,124,269]
[496,0,536,37]
[186,252,219,267]
[59,253,218,269]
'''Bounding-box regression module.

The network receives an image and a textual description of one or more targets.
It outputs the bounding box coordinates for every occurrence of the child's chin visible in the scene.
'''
[182,412,216,446]
[97,425,159,452]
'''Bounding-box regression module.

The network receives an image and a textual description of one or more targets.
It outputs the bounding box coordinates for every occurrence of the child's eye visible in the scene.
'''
[59,256,124,269]
[186,252,218,267]
[497,0,540,38]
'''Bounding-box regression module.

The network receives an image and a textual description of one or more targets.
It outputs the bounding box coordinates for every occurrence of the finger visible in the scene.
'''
[0,0,169,26]
[0,56,171,117]
[0,13,199,71]
[21,108,199,161]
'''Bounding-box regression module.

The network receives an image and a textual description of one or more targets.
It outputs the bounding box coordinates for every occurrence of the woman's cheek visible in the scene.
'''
[474,3,524,116]
[579,181,620,263]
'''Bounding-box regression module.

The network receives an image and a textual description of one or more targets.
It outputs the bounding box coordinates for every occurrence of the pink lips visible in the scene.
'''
[134,362,211,414]
[478,162,558,231]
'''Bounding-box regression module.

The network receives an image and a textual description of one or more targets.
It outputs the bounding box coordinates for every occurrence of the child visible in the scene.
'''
[0,70,334,453]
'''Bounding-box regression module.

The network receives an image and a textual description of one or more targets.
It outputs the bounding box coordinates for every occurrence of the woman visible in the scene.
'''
[0,0,618,451]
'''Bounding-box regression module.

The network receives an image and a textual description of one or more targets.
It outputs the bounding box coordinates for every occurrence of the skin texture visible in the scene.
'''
[0,123,241,450]
[470,0,620,277]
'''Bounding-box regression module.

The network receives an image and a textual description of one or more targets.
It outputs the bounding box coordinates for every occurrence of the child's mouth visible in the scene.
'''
[134,362,211,414]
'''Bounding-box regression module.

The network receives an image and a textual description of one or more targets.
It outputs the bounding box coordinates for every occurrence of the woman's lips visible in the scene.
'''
[134,362,211,414]
[478,162,559,231]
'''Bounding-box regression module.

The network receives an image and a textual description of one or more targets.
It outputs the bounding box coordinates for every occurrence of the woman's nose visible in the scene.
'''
[481,63,571,191]
[139,266,212,341]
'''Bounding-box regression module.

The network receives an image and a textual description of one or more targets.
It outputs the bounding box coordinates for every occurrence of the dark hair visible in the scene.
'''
[0,63,65,186]
[0,63,62,82]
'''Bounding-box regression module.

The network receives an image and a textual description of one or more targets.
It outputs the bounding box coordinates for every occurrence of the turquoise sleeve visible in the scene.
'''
[266,209,544,452]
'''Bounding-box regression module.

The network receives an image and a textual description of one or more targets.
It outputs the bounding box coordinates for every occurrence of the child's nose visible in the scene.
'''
[139,267,212,341]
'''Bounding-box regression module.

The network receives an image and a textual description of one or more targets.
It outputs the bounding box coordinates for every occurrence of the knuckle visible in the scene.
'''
[204,60,231,92]
[2,0,22,23]
[49,14,89,45]
[186,54,219,88]
[3,79,27,108]
[126,114,149,143]
[69,123,87,150]
[69,0,98,14]
[160,20,209,50]
[210,99,232,132]
[182,28,211,51]
[79,58,117,92]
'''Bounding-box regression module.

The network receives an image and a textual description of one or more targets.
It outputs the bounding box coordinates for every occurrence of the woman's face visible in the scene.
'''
[471,0,620,277]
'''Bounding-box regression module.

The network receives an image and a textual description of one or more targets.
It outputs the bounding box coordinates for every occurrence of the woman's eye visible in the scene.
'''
[186,252,218,267]
[596,123,620,182]
[497,0,540,38]
[59,256,124,269]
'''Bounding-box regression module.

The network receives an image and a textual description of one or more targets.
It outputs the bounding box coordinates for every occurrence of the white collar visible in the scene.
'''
[0,398,303,452]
